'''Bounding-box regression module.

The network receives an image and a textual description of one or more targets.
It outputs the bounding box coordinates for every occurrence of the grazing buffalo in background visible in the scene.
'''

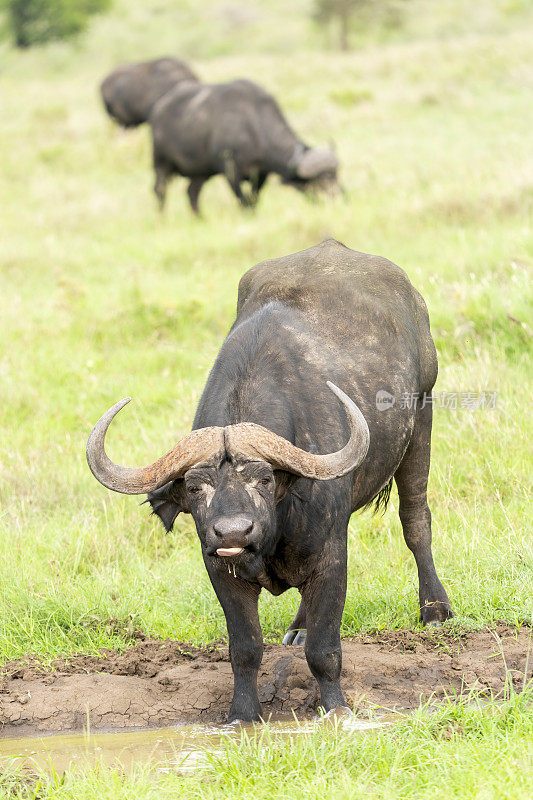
[100,57,198,128]
[149,79,339,213]
[87,239,453,723]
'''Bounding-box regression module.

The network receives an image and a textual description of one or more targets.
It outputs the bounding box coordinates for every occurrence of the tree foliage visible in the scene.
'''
[3,0,111,48]
[313,0,404,50]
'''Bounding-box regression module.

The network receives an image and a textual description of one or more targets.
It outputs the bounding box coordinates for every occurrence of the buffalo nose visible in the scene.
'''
[213,516,253,541]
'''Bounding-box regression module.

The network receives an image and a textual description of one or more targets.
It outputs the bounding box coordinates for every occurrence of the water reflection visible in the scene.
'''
[0,715,394,775]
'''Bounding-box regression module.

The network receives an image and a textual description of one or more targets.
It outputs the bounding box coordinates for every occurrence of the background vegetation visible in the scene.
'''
[0,0,531,795]
[1,0,111,48]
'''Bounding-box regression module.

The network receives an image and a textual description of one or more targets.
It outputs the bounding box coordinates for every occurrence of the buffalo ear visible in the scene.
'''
[273,470,298,503]
[146,480,190,533]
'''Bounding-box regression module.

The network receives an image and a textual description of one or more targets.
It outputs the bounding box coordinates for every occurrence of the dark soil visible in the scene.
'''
[0,624,530,737]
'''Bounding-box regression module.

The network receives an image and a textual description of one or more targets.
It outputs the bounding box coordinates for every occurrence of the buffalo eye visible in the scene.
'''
[258,476,273,487]
[187,484,203,496]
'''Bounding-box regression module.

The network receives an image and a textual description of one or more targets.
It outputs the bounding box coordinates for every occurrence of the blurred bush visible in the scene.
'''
[313,0,404,50]
[2,0,112,48]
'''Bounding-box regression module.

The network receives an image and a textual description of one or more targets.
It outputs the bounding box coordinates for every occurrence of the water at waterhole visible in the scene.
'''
[0,713,396,775]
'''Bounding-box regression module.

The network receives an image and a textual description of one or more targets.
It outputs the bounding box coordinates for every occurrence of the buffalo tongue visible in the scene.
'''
[216,547,244,557]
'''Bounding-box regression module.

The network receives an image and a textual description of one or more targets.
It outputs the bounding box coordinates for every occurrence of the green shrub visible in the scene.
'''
[313,0,405,50]
[3,0,111,48]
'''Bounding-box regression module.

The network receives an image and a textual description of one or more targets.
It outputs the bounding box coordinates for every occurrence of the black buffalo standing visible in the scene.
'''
[87,240,453,722]
[100,57,198,128]
[149,79,339,213]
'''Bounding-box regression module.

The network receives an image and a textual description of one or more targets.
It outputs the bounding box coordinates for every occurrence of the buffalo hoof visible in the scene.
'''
[321,706,353,721]
[224,718,253,728]
[226,711,261,725]
[282,629,307,646]
[420,601,454,627]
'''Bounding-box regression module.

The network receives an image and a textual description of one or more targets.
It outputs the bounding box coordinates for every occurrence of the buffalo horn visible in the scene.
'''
[224,382,369,479]
[296,147,339,179]
[86,398,224,494]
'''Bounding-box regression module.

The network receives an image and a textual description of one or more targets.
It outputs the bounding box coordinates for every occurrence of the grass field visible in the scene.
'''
[0,0,532,796]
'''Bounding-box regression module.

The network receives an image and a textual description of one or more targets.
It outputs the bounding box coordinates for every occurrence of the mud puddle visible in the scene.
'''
[0,716,392,775]
[0,624,530,739]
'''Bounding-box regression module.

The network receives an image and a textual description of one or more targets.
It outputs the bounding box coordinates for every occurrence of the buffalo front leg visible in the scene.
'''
[300,547,348,713]
[228,178,255,208]
[187,177,206,215]
[223,155,255,208]
[206,561,263,722]
[394,403,453,625]
[247,171,268,207]
[153,165,170,211]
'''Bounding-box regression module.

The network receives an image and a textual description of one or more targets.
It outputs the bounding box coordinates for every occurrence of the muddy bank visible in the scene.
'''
[0,625,530,738]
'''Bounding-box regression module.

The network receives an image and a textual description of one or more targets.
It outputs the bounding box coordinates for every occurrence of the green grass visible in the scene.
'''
[0,0,532,795]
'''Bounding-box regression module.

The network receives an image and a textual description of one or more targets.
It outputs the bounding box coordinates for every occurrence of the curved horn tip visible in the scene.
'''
[89,397,132,424]
[86,397,133,472]
[326,381,351,406]
[113,397,132,411]
[326,380,341,394]
[326,380,370,454]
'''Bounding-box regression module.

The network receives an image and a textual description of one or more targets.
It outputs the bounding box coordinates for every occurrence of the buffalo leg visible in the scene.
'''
[301,549,348,712]
[223,156,255,208]
[255,172,268,193]
[154,164,170,211]
[282,598,307,645]
[394,403,453,625]
[228,178,255,208]
[206,562,263,722]
[248,171,268,207]
[187,177,206,215]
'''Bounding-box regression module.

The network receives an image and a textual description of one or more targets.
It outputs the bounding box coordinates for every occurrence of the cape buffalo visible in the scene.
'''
[87,239,453,722]
[100,57,198,128]
[149,78,339,213]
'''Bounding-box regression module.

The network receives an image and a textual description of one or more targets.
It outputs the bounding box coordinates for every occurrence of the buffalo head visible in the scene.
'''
[285,146,340,196]
[86,383,369,571]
